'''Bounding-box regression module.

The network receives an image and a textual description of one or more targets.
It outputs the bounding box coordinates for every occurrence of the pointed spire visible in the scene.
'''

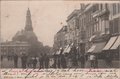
[25,8,33,31]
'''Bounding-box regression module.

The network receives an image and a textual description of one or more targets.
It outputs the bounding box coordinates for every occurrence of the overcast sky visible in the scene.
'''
[1,1,116,47]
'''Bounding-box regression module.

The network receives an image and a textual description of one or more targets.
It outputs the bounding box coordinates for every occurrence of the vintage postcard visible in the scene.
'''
[0,0,120,79]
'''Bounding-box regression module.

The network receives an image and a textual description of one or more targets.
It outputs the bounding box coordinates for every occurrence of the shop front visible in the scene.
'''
[103,35,120,68]
[85,34,111,68]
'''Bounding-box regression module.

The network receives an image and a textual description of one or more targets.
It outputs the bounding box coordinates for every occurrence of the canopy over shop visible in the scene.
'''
[87,42,106,54]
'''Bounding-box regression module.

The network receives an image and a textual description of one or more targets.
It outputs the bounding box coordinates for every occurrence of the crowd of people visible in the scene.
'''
[20,53,50,69]
[1,49,114,68]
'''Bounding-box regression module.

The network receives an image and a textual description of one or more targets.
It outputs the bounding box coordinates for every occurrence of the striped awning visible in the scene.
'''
[103,36,118,50]
[110,35,120,50]
[89,35,96,42]
[63,43,73,54]
[62,45,69,54]
[87,45,96,53]
[87,42,106,53]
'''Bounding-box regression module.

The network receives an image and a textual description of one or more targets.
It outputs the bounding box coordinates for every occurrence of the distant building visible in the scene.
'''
[0,8,42,56]
[53,26,67,52]
[12,8,38,43]
[0,41,29,56]
[66,9,80,46]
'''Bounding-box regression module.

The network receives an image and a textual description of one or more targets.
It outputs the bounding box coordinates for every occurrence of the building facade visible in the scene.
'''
[53,3,120,56]
[53,26,67,52]
[0,41,29,56]
[66,9,80,46]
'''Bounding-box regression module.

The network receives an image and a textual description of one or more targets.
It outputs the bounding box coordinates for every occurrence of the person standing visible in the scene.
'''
[105,53,113,68]
[1,55,3,61]
[53,54,57,68]
[39,53,43,69]
[94,55,98,68]
[13,54,18,68]
[45,54,49,68]
[80,55,85,68]
[33,57,37,69]
[27,57,33,68]
[21,53,27,68]
[89,54,95,68]
[71,45,78,68]
[61,54,67,68]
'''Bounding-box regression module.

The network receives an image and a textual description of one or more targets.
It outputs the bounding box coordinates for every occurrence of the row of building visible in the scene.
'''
[53,3,120,60]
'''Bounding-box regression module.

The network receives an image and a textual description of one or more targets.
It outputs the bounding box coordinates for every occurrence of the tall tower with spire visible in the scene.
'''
[25,8,33,31]
[12,8,38,42]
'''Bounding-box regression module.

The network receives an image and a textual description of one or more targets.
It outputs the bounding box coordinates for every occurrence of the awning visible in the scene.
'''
[87,45,96,53]
[63,43,73,54]
[65,46,71,53]
[103,36,118,50]
[110,35,120,50]
[63,45,69,54]
[87,42,106,53]
[89,35,96,42]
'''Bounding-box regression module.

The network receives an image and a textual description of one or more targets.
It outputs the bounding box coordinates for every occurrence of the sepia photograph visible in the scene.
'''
[0,0,120,70]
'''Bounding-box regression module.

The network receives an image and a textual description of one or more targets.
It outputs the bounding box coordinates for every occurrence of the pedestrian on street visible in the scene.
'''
[44,54,49,68]
[13,54,18,68]
[53,54,57,68]
[105,53,113,68]
[39,53,43,69]
[33,57,37,69]
[1,55,3,61]
[94,55,98,68]
[21,53,27,68]
[71,45,78,68]
[27,57,33,68]
[80,55,85,68]
[58,56,61,68]
[61,54,67,68]
[89,54,95,68]
[72,54,78,68]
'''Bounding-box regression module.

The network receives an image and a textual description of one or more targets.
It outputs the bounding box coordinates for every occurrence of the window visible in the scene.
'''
[76,18,79,29]
[114,18,119,33]
[110,18,119,34]
[100,4,103,10]
[113,3,117,15]
[64,40,67,45]
[93,4,99,12]
[118,3,120,13]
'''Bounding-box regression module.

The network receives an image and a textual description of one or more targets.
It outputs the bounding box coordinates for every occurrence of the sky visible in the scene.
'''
[1,0,83,47]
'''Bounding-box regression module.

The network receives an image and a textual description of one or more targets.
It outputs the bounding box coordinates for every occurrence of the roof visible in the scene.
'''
[67,9,80,22]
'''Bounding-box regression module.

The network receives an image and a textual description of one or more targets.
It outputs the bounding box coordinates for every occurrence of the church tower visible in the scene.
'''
[25,8,33,31]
